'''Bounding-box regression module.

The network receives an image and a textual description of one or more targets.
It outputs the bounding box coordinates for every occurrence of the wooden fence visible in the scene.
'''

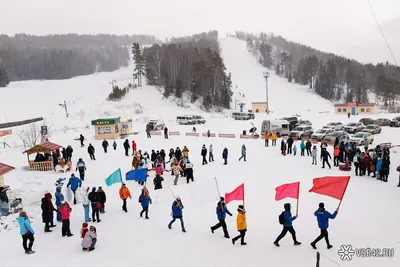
[29,161,54,171]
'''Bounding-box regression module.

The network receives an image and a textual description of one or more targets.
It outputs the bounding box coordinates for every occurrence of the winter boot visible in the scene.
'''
[327,245,333,249]
[273,241,280,247]
[82,248,88,251]
[241,242,247,245]
[232,238,236,245]
[89,247,95,251]
[210,227,214,234]
[294,241,302,245]
[310,242,317,249]
[168,224,171,229]
[182,228,186,233]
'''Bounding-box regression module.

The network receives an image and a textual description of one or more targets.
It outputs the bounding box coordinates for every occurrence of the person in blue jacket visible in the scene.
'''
[274,203,301,247]
[18,211,35,254]
[300,141,306,156]
[139,188,152,219]
[168,198,185,232]
[55,186,64,222]
[66,174,82,205]
[311,203,338,249]
[210,197,232,238]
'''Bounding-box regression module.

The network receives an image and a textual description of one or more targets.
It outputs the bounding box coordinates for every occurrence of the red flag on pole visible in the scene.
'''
[309,176,350,200]
[275,182,300,201]
[225,183,244,204]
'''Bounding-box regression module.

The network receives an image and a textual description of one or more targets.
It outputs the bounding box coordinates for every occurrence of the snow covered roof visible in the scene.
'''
[23,141,63,155]
[0,162,15,176]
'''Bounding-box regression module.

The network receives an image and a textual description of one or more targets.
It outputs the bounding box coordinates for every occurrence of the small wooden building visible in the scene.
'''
[334,103,378,115]
[0,162,15,186]
[252,102,268,113]
[23,141,62,171]
[91,118,133,140]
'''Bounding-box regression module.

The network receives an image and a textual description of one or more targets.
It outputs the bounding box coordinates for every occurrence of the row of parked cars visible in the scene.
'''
[176,115,206,125]
[359,117,400,127]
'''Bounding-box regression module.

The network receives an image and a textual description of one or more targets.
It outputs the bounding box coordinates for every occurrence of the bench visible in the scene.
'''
[186,132,200,137]
[202,133,216,137]
[219,134,236,138]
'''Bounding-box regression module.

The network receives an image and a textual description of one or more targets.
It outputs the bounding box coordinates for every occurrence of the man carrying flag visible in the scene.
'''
[210,197,232,239]
[273,203,301,247]
[310,203,338,249]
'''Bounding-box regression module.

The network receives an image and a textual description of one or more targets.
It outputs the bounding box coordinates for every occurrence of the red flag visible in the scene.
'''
[275,182,300,201]
[309,176,350,200]
[225,183,244,204]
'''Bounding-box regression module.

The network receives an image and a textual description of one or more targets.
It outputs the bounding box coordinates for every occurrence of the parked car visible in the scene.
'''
[190,115,206,124]
[295,120,312,126]
[323,122,344,131]
[361,124,382,134]
[280,116,299,128]
[146,119,165,130]
[390,116,400,127]
[323,131,349,143]
[261,120,290,136]
[374,118,391,126]
[311,128,335,141]
[359,118,375,126]
[232,112,252,120]
[349,132,374,145]
[344,122,364,133]
[176,116,195,125]
[289,125,314,139]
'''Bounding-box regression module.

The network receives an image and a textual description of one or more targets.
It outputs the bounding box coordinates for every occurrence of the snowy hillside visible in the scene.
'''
[0,37,400,267]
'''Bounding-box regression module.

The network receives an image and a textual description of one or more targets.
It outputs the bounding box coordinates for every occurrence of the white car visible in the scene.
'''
[349,132,374,145]
[323,122,344,131]
[289,125,314,139]
[311,128,335,141]
[344,122,364,133]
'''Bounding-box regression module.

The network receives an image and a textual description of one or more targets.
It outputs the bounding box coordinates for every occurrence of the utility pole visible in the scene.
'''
[263,72,270,114]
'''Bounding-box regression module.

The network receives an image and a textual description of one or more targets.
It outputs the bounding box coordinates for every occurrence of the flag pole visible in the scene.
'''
[337,176,350,211]
[296,182,300,217]
[168,186,176,199]
[214,177,221,197]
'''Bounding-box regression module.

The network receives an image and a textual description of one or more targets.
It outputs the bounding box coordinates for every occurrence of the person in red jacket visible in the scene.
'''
[363,153,372,176]
[132,140,137,156]
[58,201,73,237]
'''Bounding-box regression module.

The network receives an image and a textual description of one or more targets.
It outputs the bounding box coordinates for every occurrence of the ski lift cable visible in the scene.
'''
[367,0,400,72]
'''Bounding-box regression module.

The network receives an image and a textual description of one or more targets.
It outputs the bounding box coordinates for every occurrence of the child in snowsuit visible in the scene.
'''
[82,225,97,251]
[232,205,247,245]
[139,188,152,219]
[293,144,297,156]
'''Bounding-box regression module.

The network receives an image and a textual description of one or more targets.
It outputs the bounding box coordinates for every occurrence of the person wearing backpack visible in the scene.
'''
[311,203,338,249]
[88,187,101,223]
[274,203,301,247]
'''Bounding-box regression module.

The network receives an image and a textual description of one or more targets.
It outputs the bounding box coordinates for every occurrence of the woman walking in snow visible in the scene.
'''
[232,205,247,245]
[139,188,152,219]
[18,211,35,254]
[238,144,246,161]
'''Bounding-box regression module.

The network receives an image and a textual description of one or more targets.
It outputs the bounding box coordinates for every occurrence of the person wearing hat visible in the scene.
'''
[184,160,194,184]
[210,197,232,238]
[168,198,185,232]
[66,173,82,205]
[311,203,338,249]
[76,158,86,181]
[0,186,9,217]
[18,211,35,254]
[232,205,247,245]
[88,187,101,223]
[41,193,57,232]
[273,203,301,247]
[82,225,97,251]
[201,144,208,165]
[119,183,132,212]
[97,186,106,214]
[87,143,96,160]
[55,186,64,222]
[81,186,91,222]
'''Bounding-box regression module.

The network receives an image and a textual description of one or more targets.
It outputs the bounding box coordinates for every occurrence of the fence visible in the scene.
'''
[240,135,259,139]
[169,132,180,136]
[186,132,200,137]
[219,134,236,138]
[202,133,216,137]
[0,117,43,129]
[29,161,54,171]
[150,131,162,136]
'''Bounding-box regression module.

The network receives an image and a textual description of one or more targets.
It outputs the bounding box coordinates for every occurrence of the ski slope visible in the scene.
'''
[0,37,400,267]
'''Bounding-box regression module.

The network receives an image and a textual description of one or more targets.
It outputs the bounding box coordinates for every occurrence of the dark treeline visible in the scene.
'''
[137,31,233,110]
[235,31,400,106]
[0,34,158,86]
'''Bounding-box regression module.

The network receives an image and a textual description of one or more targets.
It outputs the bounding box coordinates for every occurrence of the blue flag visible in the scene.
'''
[105,168,122,186]
[126,168,147,182]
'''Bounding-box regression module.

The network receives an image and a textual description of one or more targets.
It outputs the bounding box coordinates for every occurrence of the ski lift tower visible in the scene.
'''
[263,71,270,114]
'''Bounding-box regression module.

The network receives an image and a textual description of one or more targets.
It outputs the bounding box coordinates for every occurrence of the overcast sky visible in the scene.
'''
[2,0,399,64]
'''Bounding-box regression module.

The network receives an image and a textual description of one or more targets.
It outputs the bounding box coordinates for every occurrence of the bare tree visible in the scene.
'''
[18,123,41,148]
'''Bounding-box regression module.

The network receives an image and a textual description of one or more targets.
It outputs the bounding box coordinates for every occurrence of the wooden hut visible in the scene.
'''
[0,162,15,186]
[23,141,62,171]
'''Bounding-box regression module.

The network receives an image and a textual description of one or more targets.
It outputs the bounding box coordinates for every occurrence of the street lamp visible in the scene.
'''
[263,72,270,114]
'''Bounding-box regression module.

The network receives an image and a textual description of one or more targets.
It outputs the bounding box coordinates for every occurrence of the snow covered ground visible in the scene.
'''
[0,37,400,267]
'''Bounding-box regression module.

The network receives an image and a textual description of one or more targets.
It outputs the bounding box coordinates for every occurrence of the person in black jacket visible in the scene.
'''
[151,150,157,167]
[123,139,130,156]
[306,140,312,156]
[281,140,287,155]
[88,187,101,223]
[79,134,85,147]
[66,145,73,161]
[160,149,166,169]
[41,193,57,232]
[381,157,390,182]
[154,174,164,190]
[286,137,294,154]
[164,126,168,139]
[222,147,228,165]
[61,148,67,161]
[201,145,208,165]
[175,147,182,160]
[184,161,194,183]
[321,149,332,169]
[102,140,109,153]
[97,187,106,214]
[88,144,96,160]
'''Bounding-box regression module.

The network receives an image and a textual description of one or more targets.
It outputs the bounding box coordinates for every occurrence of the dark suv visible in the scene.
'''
[390,117,400,127]
[359,118,374,126]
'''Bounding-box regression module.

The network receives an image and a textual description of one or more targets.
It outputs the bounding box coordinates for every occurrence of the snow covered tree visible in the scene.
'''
[132,43,145,87]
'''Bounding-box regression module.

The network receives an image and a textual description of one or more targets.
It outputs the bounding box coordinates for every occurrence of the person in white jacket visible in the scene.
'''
[82,186,91,222]
[82,225,97,251]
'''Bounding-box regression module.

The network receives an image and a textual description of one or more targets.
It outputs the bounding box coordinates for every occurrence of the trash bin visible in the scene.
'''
[243,130,246,135]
